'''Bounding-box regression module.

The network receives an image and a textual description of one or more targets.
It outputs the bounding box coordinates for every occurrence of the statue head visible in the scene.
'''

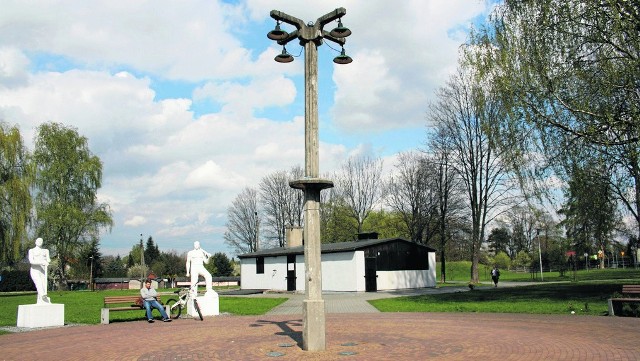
[194,241,200,250]
[35,238,43,247]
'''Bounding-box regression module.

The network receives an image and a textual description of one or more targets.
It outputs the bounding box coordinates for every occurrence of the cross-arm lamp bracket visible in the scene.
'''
[270,8,347,47]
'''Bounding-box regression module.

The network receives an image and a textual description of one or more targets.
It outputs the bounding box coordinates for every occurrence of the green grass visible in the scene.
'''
[371,280,639,316]
[438,261,640,283]
[0,289,287,327]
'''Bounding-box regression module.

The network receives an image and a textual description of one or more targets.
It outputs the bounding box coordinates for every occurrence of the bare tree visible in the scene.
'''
[224,187,259,255]
[429,67,514,283]
[335,156,385,234]
[259,166,304,247]
[386,151,437,243]
[428,130,466,282]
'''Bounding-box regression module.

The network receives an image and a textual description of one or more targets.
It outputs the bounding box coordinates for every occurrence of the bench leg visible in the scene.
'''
[101,308,110,324]
[608,299,615,316]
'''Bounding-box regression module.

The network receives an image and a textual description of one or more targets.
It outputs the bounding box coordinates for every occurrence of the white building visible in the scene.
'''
[238,234,437,292]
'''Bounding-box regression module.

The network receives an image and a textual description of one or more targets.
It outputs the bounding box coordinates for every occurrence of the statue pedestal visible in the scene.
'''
[188,291,219,317]
[17,303,64,328]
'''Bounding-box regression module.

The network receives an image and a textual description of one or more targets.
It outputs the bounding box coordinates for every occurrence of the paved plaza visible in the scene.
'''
[1,286,639,360]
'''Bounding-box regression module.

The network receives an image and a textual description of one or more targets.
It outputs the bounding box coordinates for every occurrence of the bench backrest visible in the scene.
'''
[103,296,162,306]
[621,285,640,294]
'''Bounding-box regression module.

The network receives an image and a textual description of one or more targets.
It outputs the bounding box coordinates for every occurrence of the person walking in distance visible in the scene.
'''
[491,266,500,287]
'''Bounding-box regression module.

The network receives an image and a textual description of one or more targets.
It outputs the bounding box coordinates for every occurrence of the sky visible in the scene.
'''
[0,0,494,257]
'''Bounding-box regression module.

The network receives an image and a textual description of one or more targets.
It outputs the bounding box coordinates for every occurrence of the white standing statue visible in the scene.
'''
[186,241,214,295]
[28,238,51,304]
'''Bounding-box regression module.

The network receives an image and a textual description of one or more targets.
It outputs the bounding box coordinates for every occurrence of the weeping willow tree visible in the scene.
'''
[0,122,33,267]
[33,122,112,289]
[468,0,640,246]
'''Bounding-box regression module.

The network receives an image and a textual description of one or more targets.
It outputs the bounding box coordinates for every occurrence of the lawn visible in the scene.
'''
[369,281,634,315]
[0,289,287,327]
[438,261,640,283]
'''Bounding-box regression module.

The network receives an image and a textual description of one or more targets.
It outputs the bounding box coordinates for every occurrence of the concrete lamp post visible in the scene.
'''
[267,8,352,352]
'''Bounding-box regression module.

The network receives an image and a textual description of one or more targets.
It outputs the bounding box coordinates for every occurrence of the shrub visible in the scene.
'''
[0,270,35,292]
[493,251,511,270]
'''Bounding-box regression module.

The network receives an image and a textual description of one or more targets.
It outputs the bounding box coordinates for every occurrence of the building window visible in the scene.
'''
[256,257,264,274]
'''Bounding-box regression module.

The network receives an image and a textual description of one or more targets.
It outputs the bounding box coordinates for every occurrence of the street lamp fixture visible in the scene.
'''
[329,19,352,38]
[266,8,352,352]
[267,21,289,41]
[267,8,353,66]
[333,47,353,64]
[275,47,294,63]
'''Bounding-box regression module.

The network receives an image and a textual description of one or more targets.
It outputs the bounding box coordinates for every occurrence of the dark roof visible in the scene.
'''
[237,237,436,258]
[94,277,132,283]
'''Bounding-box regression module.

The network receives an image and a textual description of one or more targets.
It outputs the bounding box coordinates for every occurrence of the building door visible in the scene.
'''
[286,255,296,291]
[365,257,377,292]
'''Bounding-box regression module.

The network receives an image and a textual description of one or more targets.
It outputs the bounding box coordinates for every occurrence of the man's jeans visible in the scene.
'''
[144,299,169,320]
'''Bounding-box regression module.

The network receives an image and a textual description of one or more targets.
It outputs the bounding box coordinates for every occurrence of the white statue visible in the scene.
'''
[28,238,51,304]
[186,241,213,295]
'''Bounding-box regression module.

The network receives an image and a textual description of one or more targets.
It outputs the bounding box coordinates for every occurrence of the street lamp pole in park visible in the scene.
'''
[89,255,94,291]
[267,8,352,352]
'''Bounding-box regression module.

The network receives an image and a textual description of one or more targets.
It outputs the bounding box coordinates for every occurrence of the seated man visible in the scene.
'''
[140,279,171,323]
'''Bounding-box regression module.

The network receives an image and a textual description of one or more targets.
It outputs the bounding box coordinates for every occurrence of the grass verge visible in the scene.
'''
[370,281,636,316]
[0,289,287,327]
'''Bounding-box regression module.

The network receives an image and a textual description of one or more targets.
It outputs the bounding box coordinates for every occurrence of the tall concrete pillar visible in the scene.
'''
[272,7,348,352]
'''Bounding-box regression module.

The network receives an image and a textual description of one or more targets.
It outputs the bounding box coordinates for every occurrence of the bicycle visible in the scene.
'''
[165,287,203,321]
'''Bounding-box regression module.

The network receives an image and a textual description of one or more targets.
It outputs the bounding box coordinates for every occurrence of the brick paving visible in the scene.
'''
[1,311,638,360]
[1,285,639,360]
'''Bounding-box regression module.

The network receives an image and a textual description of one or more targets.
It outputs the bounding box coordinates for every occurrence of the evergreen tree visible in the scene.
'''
[212,252,234,277]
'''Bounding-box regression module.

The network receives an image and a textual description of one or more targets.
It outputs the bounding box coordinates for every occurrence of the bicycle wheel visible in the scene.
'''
[166,298,182,319]
[193,298,203,321]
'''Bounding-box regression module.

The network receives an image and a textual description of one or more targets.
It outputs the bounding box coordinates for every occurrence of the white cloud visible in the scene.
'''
[0,47,30,88]
[0,0,492,256]
[124,216,147,227]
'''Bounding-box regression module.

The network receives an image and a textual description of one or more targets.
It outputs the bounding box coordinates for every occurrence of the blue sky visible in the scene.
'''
[0,0,494,257]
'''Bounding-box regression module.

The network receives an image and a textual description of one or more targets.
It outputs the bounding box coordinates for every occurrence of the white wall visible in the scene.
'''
[240,255,289,290]
[376,252,436,289]
[320,251,366,292]
[241,250,436,292]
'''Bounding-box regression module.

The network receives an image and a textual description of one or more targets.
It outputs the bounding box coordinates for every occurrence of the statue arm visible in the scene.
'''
[185,254,191,276]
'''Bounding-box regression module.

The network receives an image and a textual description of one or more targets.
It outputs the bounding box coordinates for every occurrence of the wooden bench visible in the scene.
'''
[101,296,167,324]
[608,285,640,316]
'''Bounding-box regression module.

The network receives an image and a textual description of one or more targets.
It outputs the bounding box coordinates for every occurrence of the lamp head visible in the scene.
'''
[333,48,352,64]
[267,22,289,41]
[275,47,294,63]
[329,19,351,38]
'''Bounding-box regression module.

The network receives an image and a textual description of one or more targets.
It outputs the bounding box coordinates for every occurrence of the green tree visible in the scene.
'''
[127,243,144,268]
[103,255,127,278]
[469,0,640,245]
[144,236,160,265]
[320,190,358,243]
[513,250,532,271]
[33,122,113,289]
[160,250,185,278]
[0,122,33,267]
[487,227,512,258]
[492,251,511,270]
[211,252,233,277]
[559,162,619,268]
